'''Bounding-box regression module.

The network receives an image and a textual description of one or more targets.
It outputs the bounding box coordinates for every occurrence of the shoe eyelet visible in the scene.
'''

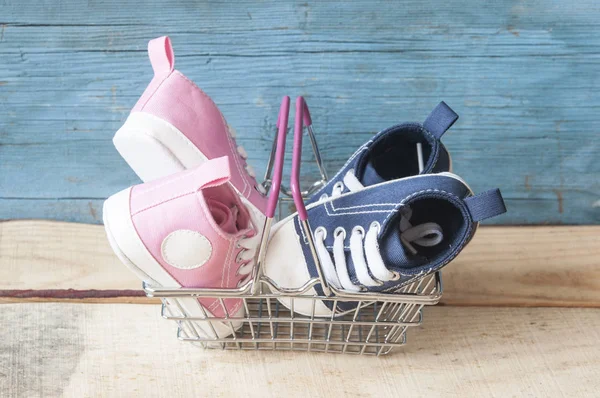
[352,225,365,237]
[314,226,327,240]
[333,181,344,193]
[370,221,381,233]
[334,227,346,239]
[235,265,249,277]
[235,250,245,263]
[319,193,328,201]
[255,184,267,195]
[390,271,401,281]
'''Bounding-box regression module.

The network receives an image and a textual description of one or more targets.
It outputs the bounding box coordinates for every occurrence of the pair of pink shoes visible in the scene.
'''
[103,37,266,338]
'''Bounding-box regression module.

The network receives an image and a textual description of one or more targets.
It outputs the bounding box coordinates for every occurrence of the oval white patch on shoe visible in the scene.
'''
[161,230,212,269]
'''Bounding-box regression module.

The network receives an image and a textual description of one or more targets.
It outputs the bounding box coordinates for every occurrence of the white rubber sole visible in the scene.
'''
[264,220,333,317]
[113,111,266,225]
[103,188,243,339]
[113,112,208,182]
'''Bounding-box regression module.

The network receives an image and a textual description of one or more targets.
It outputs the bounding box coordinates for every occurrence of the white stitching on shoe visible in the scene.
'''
[222,231,235,288]
[325,200,394,216]
[310,144,372,198]
[174,70,254,197]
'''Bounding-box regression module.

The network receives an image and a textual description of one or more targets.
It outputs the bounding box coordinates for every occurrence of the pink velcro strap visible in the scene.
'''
[147,36,175,76]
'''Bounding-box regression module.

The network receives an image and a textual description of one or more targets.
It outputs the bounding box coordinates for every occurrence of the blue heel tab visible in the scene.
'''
[464,188,507,222]
[423,101,459,139]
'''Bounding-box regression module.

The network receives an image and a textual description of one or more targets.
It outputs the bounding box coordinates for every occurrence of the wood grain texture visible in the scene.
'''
[1,303,599,397]
[443,225,600,307]
[0,219,156,303]
[1,1,600,224]
[1,220,599,307]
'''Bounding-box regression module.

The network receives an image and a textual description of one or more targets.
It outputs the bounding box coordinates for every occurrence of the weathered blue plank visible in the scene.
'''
[0,199,105,224]
[1,0,599,224]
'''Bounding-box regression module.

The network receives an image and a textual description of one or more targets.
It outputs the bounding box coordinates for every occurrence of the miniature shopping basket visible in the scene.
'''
[143,96,443,356]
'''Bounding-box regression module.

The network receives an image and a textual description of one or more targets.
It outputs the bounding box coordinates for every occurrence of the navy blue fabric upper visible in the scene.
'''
[291,174,506,312]
[307,102,458,205]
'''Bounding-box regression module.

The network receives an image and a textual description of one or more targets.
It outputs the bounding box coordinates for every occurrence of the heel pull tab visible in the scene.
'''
[195,156,231,190]
[147,36,175,76]
[423,101,458,139]
[464,189,507,222]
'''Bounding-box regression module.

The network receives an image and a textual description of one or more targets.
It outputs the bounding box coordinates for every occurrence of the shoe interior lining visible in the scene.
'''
[368,126,433,179]
[406,197,465,261]
[203,185,251,231]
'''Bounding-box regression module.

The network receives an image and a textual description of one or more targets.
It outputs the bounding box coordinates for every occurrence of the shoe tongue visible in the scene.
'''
[361,160,387,186]
[207,199,239,234]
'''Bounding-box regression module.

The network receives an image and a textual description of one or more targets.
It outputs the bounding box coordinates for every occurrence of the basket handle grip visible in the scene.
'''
[302,98,312,127]
[291,96,331,295]
[265,96,290,218]
[291,96,308,221]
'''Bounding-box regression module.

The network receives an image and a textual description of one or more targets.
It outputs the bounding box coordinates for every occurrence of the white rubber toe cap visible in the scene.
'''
[264,220,311,289]
[264,219,333,316]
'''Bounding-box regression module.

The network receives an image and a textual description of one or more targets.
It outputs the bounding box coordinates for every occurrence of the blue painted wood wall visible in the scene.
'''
[1,1,599,225]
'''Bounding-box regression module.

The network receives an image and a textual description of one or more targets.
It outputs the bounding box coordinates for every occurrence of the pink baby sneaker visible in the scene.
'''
[113,36,267,219]
[103,156,260,338]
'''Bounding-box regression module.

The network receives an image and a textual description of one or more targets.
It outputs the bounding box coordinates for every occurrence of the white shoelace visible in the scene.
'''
[398,207,443,255]
[314,223,392,292]
[313,170,444,291]
[318,169,363,201]
[235,233,261,287]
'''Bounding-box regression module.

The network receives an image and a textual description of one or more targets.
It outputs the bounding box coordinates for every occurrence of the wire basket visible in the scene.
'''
[143,96,443,356]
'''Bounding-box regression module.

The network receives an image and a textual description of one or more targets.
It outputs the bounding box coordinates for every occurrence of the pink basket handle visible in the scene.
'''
[266,96,290,218]
[291,97,309,221]
[302,98,312,127]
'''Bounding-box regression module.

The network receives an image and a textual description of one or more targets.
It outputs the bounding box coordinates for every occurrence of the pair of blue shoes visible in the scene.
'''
[263,102,506,316]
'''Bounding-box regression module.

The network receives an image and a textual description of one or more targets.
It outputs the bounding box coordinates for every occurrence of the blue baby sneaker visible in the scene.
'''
[308,102,458,205]
[264,172,506,316]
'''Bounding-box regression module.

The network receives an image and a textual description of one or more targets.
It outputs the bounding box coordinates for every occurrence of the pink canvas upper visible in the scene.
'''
[129,156,256,317]
[132,36,267,215]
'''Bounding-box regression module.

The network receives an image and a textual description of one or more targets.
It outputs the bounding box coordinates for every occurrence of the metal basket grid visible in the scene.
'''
[143,96,444,356]
[146,271,440,356]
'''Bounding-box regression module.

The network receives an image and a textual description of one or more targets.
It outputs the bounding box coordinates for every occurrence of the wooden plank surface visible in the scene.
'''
[0,220,145,303]
[0,303,598,397]
[1,0,600,224]
[1,220,599,307]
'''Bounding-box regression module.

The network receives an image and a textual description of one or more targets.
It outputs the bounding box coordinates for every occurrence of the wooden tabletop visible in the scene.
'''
[1,221,600,397]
